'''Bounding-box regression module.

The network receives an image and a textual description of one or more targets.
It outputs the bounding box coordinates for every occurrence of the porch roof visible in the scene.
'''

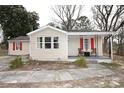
[67,31,115,36]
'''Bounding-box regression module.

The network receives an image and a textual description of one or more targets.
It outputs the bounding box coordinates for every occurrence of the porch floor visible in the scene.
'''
[68,56,112,63]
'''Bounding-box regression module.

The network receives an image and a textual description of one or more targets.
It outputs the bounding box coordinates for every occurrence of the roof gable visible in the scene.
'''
[27,26,67,36]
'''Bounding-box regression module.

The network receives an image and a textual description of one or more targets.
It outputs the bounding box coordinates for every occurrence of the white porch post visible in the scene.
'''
[66,35,69,59]
[96,35,98,56]
[110,36,113,61]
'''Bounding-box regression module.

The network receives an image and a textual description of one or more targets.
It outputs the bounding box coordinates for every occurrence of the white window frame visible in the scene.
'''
[37,37,42,48]
[45,37,51,49]
[53,37,59,49]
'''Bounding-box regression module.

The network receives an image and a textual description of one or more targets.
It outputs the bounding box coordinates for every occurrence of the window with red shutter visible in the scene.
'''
[20,41,22,50]
[13,42,15,51]
[91,38,94,49]
[80,38,83,49]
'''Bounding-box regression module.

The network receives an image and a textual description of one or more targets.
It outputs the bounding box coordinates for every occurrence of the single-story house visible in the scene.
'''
[8,26,115,62]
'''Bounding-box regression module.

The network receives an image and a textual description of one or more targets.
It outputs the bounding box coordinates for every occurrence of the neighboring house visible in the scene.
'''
[8,36,29,55]
[8,26,115,62]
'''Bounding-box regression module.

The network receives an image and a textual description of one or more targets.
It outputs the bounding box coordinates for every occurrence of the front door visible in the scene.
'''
[84,39,90,56]
[84,39,89,51]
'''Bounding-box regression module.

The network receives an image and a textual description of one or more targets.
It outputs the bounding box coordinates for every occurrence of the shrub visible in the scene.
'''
[9,56,24,69]
[74,57,87,67]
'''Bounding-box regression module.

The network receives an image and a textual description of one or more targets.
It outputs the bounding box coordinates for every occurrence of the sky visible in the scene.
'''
[23,5,93,27]
[0,0,123,27]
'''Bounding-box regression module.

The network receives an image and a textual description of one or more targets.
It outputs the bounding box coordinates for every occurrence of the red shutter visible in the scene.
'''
[20,41,22,50]
[80,38,83,49]
[13,42,15,51]
[91,38,94,49]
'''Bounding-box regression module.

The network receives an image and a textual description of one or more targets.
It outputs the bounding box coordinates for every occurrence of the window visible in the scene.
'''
[53,37,59,49]
[45,37,51,49]
[14,41,22,50]
[37,37,42,48]
[37,37,59,49]
[16,41,20,50]
[84,39,89,50]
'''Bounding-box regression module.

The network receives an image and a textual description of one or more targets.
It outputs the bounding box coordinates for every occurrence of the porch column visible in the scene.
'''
[110,36,113,61]
[66,35,69,59]
[96,35,98,56]
[97,36,103,56]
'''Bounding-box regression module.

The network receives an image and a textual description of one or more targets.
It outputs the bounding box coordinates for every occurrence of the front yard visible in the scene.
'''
[0,55,123,88]
[7,56,87,71]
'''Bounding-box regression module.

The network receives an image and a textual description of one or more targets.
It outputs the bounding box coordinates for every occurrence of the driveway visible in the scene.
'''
[0,56,16,71]
[0,64,114,83]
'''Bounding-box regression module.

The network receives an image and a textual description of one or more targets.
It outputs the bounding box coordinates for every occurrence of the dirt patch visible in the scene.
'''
[0,49,7,56]
[8,61,82,71]
[100,62,121,69]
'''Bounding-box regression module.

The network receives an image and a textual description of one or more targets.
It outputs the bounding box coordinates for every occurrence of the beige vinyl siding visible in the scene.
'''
[29,28,68,61]
[8,41,29,55]
[68,36,80,56]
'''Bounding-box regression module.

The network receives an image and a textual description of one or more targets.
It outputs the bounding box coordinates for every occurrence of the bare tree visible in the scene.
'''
[92,5,124,32]
[76,16,94,30]
[51,5,83,30]
[115,26,124,56]
[92,5,124,52]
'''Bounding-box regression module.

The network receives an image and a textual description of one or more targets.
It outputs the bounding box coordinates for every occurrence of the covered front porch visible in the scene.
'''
[67,31,114,63]
[68,35,104,57]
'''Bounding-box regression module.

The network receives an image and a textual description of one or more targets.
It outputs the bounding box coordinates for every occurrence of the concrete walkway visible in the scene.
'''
[0,64,114,83]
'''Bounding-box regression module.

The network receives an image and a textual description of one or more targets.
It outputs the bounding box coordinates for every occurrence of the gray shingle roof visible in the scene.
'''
[9,36,29,41]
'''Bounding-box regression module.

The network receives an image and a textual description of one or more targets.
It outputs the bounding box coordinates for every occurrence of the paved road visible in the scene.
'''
[0,64,114,83]
[0,56,16,71]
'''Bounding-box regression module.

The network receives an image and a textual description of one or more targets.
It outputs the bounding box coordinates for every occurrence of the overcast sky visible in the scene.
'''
[23,5,93,27]
[0,0,123,27]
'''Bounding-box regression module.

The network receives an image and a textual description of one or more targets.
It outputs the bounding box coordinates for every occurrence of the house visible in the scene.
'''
[8,36,29,55]
[8,26,115,62]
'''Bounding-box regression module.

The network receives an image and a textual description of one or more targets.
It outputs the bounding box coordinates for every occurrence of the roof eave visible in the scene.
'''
[27,25,67,36]
[8,40,29,42]
[67,32,116,36]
